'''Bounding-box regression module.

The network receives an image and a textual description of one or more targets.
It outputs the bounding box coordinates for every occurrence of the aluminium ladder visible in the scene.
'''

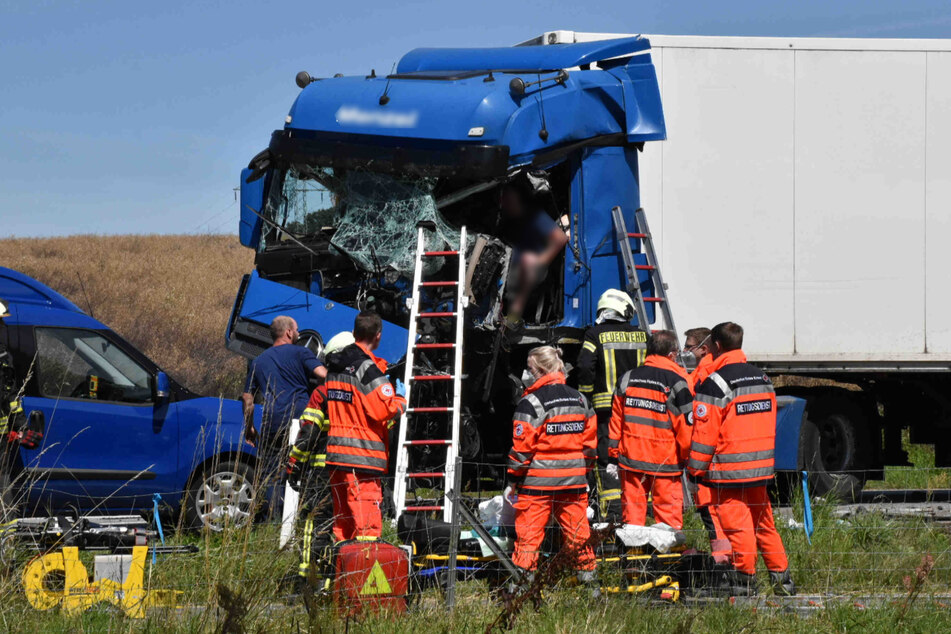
[611,206,677,335]
[393,222,468,524]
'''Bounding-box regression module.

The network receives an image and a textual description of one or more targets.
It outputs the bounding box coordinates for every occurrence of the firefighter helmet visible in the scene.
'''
[596,289,635,322]
[321,331,355,360]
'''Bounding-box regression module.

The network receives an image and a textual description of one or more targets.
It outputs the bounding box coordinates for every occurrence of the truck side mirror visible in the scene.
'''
[239,167,266,248]
[155,371,170,401]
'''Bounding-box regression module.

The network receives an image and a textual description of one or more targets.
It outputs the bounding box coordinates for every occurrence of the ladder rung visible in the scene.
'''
[419,281,458,287]
[412,375,454,381]
[404,439,453,445]
[407,407,453,413]
[644,297,665,303]
[406,472,446,478]
[634,264,655,271]
[414,343,455,349]
[423,250,458,257]
[627,232,647,239]
[418,311,456,318]
[404,505,444,512]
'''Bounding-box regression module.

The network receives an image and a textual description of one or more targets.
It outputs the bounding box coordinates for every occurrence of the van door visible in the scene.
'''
[18,327,179,514]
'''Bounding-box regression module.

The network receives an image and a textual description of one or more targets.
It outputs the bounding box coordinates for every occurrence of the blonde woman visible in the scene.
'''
[506,346,598,591]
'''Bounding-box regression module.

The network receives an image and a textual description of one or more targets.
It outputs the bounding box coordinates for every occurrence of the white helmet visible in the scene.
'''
[597,289,635,322]
[321,331,355,360]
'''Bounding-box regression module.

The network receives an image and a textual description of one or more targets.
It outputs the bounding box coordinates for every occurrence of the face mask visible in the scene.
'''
[676,350,698,372]
[521,369,536,386]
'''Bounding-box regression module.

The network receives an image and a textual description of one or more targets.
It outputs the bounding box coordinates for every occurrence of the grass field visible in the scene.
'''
[2,493,950,633]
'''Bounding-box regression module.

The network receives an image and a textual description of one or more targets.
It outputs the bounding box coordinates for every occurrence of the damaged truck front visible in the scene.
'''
[227,36,804,486]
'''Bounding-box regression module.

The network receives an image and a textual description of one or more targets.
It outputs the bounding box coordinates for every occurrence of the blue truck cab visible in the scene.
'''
[1,267,261,530]
[227,36,804,481]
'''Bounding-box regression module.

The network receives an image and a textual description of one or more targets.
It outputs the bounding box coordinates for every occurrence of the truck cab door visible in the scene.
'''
[18,327,179,514]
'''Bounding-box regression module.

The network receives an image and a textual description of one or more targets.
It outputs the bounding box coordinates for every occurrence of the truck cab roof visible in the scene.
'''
[274,36,665,176]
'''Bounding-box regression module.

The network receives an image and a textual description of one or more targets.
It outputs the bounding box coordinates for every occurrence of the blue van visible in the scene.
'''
[1,267,262,530]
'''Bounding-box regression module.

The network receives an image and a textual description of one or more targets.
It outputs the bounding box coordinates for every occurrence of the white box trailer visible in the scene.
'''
[531,31,951,497]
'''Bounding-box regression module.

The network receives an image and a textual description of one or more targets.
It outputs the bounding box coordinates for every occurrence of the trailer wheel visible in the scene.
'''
[799,396,868,502]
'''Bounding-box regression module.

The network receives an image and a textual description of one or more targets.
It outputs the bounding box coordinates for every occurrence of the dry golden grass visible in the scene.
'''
[3,234,253,396]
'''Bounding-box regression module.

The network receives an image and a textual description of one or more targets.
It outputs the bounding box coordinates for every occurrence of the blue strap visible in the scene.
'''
[152,493,166,565]
[801,471,814,544]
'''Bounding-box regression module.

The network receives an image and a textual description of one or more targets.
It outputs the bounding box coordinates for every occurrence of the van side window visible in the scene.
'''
[35,328,152,404]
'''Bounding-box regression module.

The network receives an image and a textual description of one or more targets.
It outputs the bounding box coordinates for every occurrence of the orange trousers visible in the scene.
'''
[710,485,789,575]
[512,492,595,572]
[329,468,382,542]
[620,469,683,529]
[695,484,731,564]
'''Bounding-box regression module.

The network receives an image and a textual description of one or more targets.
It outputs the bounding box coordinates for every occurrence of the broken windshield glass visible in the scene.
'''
[262,163,468,274]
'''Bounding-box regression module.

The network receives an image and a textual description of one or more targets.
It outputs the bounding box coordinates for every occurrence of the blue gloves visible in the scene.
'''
[394,379,406,398]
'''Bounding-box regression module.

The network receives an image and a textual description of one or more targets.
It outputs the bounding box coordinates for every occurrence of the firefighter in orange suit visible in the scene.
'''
[324,312,406,542]
[608,330,692,529]
[683,327,731,565]
[507,346,598,590]
[687,322,796,596]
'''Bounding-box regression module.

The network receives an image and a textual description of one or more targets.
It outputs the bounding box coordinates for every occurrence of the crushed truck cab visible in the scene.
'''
[227,35,805,484]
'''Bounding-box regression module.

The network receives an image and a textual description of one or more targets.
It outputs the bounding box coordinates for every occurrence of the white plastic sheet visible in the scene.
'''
[614,523,685,553]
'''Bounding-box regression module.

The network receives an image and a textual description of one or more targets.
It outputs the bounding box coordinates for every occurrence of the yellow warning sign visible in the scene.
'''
[360,560,392,596]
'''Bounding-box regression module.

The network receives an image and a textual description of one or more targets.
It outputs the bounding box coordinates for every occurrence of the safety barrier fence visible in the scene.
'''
[3,459,951,629]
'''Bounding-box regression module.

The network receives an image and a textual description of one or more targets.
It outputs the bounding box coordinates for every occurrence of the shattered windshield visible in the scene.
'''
[262,163,466,274]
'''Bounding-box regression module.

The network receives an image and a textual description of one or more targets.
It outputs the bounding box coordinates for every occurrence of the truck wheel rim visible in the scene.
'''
[195,470,254,530]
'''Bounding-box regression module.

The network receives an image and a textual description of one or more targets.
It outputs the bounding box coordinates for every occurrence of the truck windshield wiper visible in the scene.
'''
[244,204,361,267]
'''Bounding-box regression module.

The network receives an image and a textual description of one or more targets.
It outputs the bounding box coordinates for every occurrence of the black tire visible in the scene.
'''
[799,395,868,502]
[183,458,257,531]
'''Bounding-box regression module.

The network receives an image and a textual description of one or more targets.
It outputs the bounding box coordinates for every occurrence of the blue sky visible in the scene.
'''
[2,0,949,237]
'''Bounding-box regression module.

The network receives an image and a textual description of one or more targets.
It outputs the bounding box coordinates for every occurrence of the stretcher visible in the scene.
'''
[408,547,706,602]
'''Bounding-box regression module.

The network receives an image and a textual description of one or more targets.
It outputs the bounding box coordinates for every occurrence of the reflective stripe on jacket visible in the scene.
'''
[576,322,647,411]
[290,386,330,469]
[608,355,693,476]
[687,349,776,487]
[507,372,597,493]
[0,399,22,436]
[324,343,406,474]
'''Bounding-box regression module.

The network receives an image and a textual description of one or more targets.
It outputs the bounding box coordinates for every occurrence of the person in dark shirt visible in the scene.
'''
[497,181,568,323]
[242,315,326,460]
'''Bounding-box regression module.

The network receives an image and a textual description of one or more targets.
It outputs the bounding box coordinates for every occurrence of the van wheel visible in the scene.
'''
[184,459,256,531]
[800,396,868,502]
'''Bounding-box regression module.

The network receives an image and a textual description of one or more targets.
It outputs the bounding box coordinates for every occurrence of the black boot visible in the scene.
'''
[506,569,534,595]
[769,569,796,596]
[703,562,734,596]
[726,570,758,596]
[577,569,603,601]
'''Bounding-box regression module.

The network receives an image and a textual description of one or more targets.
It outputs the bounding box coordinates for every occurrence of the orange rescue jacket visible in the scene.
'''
[687,349,776,487]
[507,372,597,494]
[689,353,715,394]
[608,355,693,476]
[324,343,406,474]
